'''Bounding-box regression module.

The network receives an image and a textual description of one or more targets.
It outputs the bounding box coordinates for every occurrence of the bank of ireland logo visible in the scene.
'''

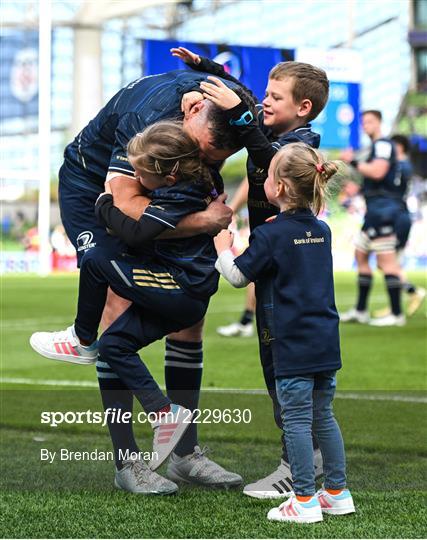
[77,231,96,252]
[306,231,312,238]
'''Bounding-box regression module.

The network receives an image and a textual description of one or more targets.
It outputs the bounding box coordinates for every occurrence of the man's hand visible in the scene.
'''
[199,76,242,110]
[214,229,234,254]
[203,193,233,235]
[181,91,204,116]
[170,46,201,65]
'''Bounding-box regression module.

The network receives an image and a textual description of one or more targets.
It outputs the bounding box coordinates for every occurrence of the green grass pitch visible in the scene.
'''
[1,272,426,538]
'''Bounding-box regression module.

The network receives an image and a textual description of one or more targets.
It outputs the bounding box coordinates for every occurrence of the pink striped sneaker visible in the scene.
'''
[317,488,355,515]
[149,404,192,471]
[267,494,323,523]
[30,325,97,365]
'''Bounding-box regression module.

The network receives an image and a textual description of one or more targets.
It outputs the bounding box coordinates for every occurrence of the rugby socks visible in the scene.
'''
[356,273,373,312]
[96,357,140,470]
[385,274,402,315]
[239,309,254,326]
[164,338,203,457]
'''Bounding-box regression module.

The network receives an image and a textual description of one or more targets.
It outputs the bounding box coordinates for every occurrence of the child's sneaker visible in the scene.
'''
[243,459,293,498]
[30,325,98,365]
[149,404,192,471]
[267,494,323,523]
[316,488,355,515]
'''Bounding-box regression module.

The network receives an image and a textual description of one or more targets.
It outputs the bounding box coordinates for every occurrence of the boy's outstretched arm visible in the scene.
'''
[171,46,257,101]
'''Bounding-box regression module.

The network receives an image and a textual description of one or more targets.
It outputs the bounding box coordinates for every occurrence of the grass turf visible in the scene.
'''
[1,272,426,538]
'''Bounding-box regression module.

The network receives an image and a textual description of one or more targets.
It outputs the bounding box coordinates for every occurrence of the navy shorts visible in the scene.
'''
[80,247,210,341]
[58,164,128,267]
[362,197,401,241]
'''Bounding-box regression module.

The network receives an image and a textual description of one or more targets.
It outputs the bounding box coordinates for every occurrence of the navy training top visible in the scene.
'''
[62,70,240,192]
[246,105,321,231]
[234,208,341,377]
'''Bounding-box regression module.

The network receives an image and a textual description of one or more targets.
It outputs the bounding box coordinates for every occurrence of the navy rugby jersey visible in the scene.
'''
[361,138,401,235]
[96,173,221,300]
[362,138,398,200]
[62,70,240,192]
[246,105,321,231]
[234,208,341,377]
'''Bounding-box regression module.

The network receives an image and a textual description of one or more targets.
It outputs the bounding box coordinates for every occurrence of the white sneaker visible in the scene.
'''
[30,325,98,365]
[317,488,355,515]
[243,459,293,499]
[267,494,323,523]
[149,404,192,471]
[216,321,254,337]
[340,308,370,324]
[407,287,426,317]
[115,459,178,495]
[166,445,242,488]
[369,313,406,327]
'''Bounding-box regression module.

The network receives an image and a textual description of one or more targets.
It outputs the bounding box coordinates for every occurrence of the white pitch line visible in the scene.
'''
[1,377,426,403]
[0,294,392,330]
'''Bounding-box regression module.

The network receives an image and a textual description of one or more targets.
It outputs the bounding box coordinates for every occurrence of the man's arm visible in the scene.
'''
[108,175,150,219]
[356,159,390,180]
[341,145,391,181]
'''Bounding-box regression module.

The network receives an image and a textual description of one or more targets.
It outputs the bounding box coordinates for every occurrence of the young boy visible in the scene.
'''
[172,47,329,498]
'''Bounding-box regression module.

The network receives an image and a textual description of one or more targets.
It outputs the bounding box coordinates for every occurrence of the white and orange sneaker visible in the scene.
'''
[317,488,355,515]
[30,325,98,365]
[149,404,192,471]
[267,494,323,523]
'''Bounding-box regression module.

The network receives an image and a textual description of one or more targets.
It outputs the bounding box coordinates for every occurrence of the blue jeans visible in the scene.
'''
[276,371,347,496]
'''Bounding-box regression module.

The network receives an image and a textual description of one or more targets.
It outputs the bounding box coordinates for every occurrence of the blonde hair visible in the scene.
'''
[269,62,329,122]
[127,120,213,187]
[273,142,341,215]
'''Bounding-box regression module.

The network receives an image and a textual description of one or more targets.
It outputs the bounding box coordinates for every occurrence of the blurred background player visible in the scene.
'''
[374,134,426,317]
[214,143,355,524]
[216,177,256,338]
[340,110,405,327]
